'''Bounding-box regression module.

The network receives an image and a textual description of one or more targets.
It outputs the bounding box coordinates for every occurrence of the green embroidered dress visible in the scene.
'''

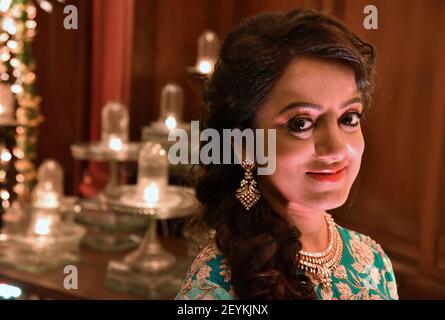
[175,224,399,300]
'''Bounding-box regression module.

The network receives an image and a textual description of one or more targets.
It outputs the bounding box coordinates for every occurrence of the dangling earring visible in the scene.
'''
[236,160,261,210]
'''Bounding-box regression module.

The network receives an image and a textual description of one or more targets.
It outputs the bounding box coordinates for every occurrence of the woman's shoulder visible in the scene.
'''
[175,241,236,300]
[335,224,399,299]
[336,224,390,265]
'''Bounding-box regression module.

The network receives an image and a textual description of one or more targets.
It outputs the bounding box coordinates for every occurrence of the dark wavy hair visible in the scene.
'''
[186,7,376,300]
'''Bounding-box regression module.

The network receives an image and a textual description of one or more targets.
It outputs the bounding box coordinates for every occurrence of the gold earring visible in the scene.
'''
[236,160,261,210]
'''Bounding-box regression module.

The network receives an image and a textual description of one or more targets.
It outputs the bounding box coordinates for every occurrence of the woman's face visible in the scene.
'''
[254,57,365,212]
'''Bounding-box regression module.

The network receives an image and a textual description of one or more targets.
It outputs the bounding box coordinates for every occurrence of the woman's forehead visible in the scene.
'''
[272,58,357,97]
[260,58,360,114]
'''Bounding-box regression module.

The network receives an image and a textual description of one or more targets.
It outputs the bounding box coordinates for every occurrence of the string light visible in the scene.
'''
[2,17,16,35]
[0,148,12,162]
[2,200,10,209]
[0,0,13,13]
[16,174,24,183]
[0,1,63,199]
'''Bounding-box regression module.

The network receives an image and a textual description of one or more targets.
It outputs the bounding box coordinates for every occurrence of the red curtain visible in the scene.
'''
[79,0,134,197]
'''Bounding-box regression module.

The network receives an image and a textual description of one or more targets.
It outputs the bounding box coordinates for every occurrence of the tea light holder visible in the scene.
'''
[70,140,145,252]
[105,185,198,298]
[142,83,191,147]
[0,160,85,273]
[141,83,195,184]
[70,100,149,251]
[187,30,219,76]
[105,142,198,297]
[71,101,140,198]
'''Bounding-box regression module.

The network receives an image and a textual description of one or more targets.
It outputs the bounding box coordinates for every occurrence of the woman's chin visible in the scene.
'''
[303,189,350,211]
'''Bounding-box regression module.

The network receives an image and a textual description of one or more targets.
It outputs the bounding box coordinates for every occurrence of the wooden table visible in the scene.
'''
[0,237,190,300]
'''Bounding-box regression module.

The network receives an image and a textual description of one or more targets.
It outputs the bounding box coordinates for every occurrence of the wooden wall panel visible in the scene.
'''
[129,0,157,141]
[331,0,445,297]
[152,0,210,123]
[239,0,321,15]
[129,0,328,132]
[335,0,421,245]
[332,0,438,245]
[90,0,134,140]
[78,0,135,196]
[34,0,92,195]
[420,0,445,279]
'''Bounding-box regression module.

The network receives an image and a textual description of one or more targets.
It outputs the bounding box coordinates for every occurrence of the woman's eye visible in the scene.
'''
[340,112,363,127]
[285,117,314,132]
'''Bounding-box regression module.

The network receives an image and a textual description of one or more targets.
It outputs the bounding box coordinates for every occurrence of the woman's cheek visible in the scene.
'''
[346,132,365,179]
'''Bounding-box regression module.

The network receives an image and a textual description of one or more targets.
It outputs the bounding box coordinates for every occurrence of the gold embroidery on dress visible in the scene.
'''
[178,226,398,300]
[178,242,221,299]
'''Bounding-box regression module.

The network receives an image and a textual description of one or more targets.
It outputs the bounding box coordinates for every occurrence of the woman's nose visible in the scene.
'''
[313,119,348,162]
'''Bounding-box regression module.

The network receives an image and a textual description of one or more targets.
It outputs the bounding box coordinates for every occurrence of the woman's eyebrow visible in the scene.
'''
[278,96,363,115]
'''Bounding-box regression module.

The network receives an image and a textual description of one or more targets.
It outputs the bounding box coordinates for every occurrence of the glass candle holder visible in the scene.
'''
[135,142,168,206]
[31,159,64,209]
[195,30,219,75]
[158,83,184,131]
[29,159,64,235]
[101,101,129,150]
[0,160,85,273]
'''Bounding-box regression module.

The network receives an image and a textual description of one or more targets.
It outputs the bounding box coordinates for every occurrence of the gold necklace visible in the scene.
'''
[297,213,343,289]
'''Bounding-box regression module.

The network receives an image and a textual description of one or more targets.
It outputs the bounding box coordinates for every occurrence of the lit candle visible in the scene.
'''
[197,60,213,75]
[164,115,177,130]
[34,216,53,236]
[143,183,160,208]
[31,160,64,209]
[101,101,129,149]
[194,30,219,75]
[28,208,60,244]
[134,142,168,206]
[158,83,183,131]
[108,136,123,151]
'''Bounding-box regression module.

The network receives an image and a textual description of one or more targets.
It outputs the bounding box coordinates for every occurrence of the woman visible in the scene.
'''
[176,7,398,300]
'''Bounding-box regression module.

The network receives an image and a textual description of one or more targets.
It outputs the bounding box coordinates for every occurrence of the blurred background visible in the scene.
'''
[0,0,444,300]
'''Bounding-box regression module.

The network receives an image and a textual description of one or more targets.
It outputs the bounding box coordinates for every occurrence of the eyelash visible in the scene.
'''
[283,111,364,134]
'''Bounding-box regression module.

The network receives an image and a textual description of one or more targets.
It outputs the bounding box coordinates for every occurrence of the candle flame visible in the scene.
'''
[143,184,160,206]
[165,116,177,130]
[34,217,53,236]
[198,60,213,74]
[108,137,123,151]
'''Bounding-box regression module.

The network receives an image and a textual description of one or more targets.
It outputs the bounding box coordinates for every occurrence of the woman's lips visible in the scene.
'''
[306,166,347,183]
